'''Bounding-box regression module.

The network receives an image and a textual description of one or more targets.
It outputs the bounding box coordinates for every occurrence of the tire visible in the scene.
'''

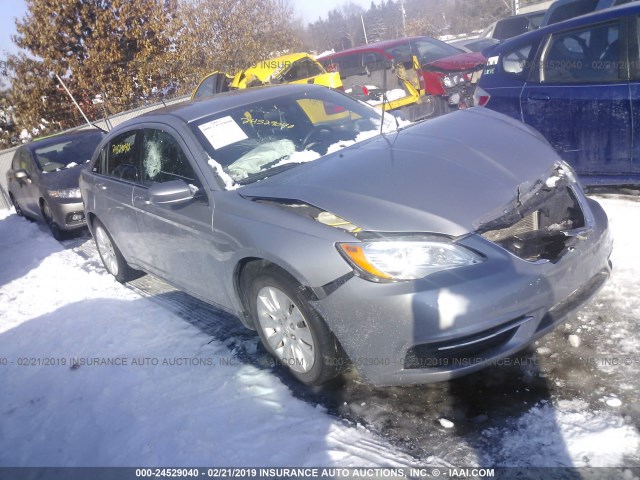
[92,218,142,283]
[9,193,23,217]
[248,267,346,386]
[41,200,65,240]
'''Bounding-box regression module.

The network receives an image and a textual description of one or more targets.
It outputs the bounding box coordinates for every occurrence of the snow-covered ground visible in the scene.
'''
[0,195,638,468]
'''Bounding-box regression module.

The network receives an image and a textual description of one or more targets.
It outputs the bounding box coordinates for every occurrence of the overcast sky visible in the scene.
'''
[295,0,374,22]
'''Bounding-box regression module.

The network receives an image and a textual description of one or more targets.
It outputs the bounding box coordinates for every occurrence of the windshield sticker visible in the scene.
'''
[112,142,132,155]
[241,117,294,129]
[198,116,248,150]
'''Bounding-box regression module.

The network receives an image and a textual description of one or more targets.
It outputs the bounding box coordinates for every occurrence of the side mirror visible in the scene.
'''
[148,179,197,206]
[14,169,29,181]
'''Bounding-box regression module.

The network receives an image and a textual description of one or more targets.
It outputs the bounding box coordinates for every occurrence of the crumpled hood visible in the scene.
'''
[240,108,560,237]
[40,164,86,190]
[426,51,486,71]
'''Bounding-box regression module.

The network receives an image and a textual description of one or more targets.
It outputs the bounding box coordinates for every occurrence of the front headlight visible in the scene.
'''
[337,239,484,282]
[48,188,81,199]
[443,74,465,89]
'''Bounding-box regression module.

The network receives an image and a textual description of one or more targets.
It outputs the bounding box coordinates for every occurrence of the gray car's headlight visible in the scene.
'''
[48,188,81,199]
[337,239,484,282]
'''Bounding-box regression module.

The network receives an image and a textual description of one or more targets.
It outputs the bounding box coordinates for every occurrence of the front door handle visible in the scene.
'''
[96,182,107,191]
[527,94,550,102]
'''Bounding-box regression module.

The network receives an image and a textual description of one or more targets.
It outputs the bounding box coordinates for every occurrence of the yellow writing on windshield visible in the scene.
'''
[112,143,132,155]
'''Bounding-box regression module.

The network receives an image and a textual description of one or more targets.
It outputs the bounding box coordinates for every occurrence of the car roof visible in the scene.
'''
[320,36,440,57]
[489,1,640,53]
[539,0,614,26]
[265,52,312,64]
[497,11,545,22]
[24,128,104,152]
[112,84,329,130]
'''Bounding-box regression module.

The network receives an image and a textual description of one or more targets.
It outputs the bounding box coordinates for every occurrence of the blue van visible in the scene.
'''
[475,3,640,185]
[540,0,635,27]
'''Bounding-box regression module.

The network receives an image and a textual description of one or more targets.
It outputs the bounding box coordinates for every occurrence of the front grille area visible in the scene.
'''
[404,317,527,369]
[482,210,539,242]
[480,186,585,262]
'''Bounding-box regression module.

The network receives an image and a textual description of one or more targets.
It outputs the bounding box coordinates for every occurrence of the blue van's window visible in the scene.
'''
[502,44,533,75]
[543,22,622,83]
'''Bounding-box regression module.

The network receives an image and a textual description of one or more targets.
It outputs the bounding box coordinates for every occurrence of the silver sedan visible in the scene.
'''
[80,84,612,386]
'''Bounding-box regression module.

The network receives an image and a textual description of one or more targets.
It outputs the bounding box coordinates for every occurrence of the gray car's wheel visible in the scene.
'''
[93,218,142,283]
[248,267,346,385]
[9,193,24,217]
[42,200,64,240]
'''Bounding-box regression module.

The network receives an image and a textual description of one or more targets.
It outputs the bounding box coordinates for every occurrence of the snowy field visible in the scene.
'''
[0,195,639,470]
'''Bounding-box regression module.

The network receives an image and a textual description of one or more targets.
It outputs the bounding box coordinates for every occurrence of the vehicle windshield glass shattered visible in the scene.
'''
[190,88,398,187]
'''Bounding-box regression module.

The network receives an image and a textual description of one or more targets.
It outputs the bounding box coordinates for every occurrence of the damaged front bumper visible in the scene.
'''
[425,64,485,110]
[311,164,613,386]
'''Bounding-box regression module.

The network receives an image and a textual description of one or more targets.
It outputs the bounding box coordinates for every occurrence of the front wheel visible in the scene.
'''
[42,200,64,240]
[93,218,142,283]
[9,193,24,217]
[248,268,346,385]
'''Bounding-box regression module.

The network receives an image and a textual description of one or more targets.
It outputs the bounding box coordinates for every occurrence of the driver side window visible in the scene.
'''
[12,150,28,172]
[140,129,197,186]
[543,21,623,83]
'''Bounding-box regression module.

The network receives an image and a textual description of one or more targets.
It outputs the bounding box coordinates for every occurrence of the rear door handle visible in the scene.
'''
[96,182,107,190]
[527,94,550,102]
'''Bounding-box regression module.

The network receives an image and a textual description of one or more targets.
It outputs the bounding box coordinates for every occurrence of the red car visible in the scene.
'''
[318,36,486,117]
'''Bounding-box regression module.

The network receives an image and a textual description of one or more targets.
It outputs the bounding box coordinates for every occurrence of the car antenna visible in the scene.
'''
[54,74,108,134]
[380,59,400,135]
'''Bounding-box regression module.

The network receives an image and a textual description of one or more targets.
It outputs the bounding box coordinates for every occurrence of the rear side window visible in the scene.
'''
[97,131,140,182]
[140,129,196,186]
[502,44,533,75]
[542,21,623,83]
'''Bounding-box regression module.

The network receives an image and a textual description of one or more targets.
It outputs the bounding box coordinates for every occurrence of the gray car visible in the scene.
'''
[7,129,105,239]
[80,84,612,386]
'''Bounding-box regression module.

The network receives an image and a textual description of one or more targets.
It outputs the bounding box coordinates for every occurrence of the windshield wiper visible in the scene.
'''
[236,162,304,185]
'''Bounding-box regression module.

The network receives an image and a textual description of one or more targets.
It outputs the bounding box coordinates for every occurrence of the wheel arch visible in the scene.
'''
[233,257,320,330]
[86,211,98,233]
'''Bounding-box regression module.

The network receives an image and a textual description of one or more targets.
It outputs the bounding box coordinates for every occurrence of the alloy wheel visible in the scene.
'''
[256,286,315,373]
[95,225,119,276]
